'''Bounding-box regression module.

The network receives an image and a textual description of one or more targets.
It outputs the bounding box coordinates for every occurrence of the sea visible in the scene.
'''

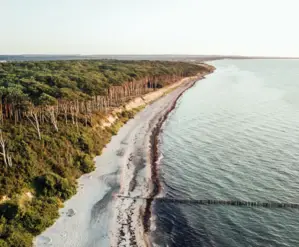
[152,59,299,247]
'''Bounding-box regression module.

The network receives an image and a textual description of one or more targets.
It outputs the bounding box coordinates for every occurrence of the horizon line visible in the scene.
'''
[1,54,299,59]
[0,53,299,56]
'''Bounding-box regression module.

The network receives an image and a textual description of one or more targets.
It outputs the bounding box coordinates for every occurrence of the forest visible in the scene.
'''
[0,59,202,102]
[0,60,212,247]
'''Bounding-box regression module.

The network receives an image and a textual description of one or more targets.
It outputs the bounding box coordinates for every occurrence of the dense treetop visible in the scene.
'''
[0,60,204,105]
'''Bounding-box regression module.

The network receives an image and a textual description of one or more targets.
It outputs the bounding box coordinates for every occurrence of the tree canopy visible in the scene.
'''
[0,60,204,106]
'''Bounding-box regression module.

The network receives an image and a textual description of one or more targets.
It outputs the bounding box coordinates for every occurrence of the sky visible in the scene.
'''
[1,0,298,56]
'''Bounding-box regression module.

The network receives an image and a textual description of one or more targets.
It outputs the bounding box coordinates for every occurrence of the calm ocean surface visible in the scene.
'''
[152,60,299,247]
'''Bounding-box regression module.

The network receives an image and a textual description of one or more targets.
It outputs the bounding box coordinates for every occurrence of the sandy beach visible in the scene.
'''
[34,72,209,247]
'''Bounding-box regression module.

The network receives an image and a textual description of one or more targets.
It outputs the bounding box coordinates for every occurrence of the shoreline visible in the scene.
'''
[142,73,213,247]
[111,70,214,247]
[110,75,210,247]
[143,75,201,232]
[35,65,215,247]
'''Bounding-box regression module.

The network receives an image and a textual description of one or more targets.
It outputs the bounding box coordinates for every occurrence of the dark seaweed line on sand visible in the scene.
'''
[143,77,203,233]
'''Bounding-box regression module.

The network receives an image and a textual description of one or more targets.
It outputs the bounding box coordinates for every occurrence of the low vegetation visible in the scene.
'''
[0,108,141,247]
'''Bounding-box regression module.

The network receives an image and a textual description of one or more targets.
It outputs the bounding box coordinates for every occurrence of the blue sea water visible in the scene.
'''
[153,60,299,247]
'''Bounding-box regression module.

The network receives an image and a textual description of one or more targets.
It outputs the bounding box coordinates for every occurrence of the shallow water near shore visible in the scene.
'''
[152,59,299,247]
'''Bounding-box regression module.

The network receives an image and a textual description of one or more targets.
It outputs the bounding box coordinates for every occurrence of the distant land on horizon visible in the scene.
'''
[1,54,299,62]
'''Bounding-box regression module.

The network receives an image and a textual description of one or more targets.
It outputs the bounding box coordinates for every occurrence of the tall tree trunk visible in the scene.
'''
[0,130,12,168]
[48,107,58,132]
[26,111,41,140]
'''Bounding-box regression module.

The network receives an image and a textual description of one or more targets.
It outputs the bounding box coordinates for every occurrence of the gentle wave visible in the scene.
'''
[154,59,299,247]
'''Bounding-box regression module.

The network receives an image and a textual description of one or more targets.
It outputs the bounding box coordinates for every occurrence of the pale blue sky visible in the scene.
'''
[1,0,298,56]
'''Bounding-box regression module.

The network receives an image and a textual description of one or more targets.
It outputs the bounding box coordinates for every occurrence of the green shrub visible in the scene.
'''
[75,153,95,173]
[6,231,33,247]
[21,211,44,235]
[0,202,20,221]
[108,121,123,135]
[0,216,8,237]
[0,239,8,247]
[24,197,60,230]
[117,110,135,122]
[78,133,93,153]
[34,173,76,200]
